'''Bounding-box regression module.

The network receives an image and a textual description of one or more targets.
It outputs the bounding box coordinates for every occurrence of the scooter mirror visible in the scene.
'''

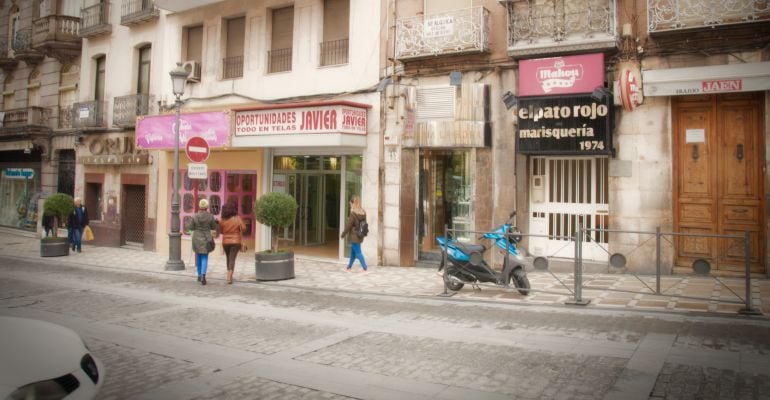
[509,210,517,219]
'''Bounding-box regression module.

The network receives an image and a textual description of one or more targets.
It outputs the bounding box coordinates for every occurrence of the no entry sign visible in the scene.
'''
[185,136,209,163]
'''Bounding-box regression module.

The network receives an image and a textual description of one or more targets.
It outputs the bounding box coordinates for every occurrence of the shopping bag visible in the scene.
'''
[83,225,94,241]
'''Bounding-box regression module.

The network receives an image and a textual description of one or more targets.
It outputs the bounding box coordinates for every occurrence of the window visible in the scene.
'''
[222,16,244,79]
[137,45,151,94]
[268,6,293,73]
[94,55,106,101]
[3,73,14,110]
[27,69,40,107]
[184,25,203,63]
[416,86,456,122]
[7,5,19,57]
[320,0,349,66]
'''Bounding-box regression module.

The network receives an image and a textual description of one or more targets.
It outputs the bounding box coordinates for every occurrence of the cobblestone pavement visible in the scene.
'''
[1,255,769,400]
[1,228,768,315]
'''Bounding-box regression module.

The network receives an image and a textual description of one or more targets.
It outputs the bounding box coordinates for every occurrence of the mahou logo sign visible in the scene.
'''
[520,53,605,97]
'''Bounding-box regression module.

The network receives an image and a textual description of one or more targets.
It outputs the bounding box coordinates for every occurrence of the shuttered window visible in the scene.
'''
[271,6,294,50]
[416,86,456,122]
[185,25,203,63]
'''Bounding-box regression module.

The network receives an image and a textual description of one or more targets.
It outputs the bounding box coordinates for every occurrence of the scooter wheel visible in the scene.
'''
[443,272,464,291]
[512,269,530,296]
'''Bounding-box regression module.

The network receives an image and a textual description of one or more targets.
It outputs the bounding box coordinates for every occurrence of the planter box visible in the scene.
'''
[255,251,294,281]
[40,237,70,257]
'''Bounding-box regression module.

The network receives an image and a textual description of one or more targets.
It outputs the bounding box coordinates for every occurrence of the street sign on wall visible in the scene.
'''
[187,163,208,179]
[185,137,210,163]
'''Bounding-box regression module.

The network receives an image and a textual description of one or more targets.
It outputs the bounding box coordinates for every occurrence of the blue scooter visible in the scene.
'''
[437,211,531,295]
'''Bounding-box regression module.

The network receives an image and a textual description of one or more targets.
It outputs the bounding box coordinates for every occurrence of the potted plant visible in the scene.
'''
[40,193,74,257]
[254,192,298,281]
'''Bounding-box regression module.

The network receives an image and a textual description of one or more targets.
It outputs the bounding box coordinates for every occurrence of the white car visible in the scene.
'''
[0,316,104,400]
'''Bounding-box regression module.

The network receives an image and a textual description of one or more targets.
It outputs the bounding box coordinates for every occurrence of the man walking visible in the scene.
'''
[68,197,89,253]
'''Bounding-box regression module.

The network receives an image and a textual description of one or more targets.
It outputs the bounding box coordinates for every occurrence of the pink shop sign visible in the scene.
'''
[136,111,231,149]
[519,53,605,97]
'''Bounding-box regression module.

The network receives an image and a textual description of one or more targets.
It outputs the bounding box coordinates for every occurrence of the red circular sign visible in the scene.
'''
[185,137,210,163]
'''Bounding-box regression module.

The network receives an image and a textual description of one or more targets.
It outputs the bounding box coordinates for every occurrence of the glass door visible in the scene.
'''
[302,174,324,246]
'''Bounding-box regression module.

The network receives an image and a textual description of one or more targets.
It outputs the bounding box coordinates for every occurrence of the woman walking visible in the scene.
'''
[219,201,246,284]
[340,195,368,273]
[191,198,218,285]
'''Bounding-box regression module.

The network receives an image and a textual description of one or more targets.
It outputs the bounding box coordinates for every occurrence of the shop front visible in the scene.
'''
[233,101,372,261]
[135,111,261,257]
[516,54,612,262]
[0,139,43,231]
[643,61,770,274]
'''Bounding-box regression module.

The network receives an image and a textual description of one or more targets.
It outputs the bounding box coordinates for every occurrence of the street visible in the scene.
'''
[1,255,769,400]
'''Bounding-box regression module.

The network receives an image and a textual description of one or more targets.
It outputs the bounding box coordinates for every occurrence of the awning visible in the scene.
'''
[154,0,225,12]
[643,61,770,97]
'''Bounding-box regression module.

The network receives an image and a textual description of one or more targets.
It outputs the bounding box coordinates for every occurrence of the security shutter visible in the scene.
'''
[416,86,455,122]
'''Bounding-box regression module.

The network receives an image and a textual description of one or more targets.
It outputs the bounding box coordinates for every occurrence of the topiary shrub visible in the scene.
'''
[43,193,74,238]
[254,192,297,253]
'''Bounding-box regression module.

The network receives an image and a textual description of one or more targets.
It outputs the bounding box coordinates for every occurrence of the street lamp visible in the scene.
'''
[165,62,189,271]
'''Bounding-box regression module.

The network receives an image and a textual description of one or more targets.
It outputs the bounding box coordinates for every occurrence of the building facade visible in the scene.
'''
[0,0,81,232]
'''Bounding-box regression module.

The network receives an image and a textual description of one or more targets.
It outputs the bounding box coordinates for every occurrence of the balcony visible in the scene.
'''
[32,15,81,59]
[648,0,770,33]
[121,0,160,26]
[0,38,18,71]
[504,0,617,58]
[395,6,489,61]
[222,55,244,79]
[80,3,112,38]
[267,48,291,73]
[320,38,349,66]
[12,28,45,65]
[113,94,153,127]
[1,107,50,128]
[72,101,107,128]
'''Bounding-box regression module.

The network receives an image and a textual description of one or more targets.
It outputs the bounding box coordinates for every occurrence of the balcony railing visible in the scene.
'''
[396,6,489,60]
[222,55,243,79]
[80,3,112,38]
[505,0,617,57]
[648,0,770,33]
[12,28,44,64]
[267,48,292,73]
[113,93,152,127]
[58,106,74,129]
[320,38,349,66]
[1,107,50,128]
[121,0,160,26]
[0,37,17,69]
[32,15,81,51]
[72,101,107,128]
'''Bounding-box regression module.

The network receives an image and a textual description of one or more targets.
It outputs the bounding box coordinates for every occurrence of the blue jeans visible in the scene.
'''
[347,243,367,271]
[70,228,83,251]
[196,253,209,276]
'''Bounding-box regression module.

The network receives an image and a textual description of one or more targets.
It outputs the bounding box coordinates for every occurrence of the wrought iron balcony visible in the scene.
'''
[320,38,349,66]
[113,94,153,127]
[80,3,112,38]
[72,101,107,128]
[121,0,160,26]
[222,55,244,79]
[32,15,81,56]
[648,0,770,33]
[0,107,50,128]
[267,49,291,73]
[504,0,617,57]
[12,28,44,64]
[0,38,18,70]
[395,6,489,60]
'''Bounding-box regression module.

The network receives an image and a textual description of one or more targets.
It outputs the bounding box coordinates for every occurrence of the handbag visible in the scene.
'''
[83,225,94,241]
[207,237,216,253]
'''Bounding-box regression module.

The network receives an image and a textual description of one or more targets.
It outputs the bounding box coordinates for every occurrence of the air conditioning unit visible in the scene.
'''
[182,60,201,83]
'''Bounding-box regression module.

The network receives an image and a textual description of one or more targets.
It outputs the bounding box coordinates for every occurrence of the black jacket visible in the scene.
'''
[68,206,89,230]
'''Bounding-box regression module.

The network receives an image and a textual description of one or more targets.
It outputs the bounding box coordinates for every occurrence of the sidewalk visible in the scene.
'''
[2,228,768,316]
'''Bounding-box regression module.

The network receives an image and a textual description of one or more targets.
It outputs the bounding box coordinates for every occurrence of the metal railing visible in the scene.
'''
[72,101,107,128]
[320,38,348,66]
[222,55,243,79]
[648,0,770,33]
[437,224,762,315]
[396,6,489,60]
[1,107,50,127]
[504,0,617,56]
[32,15,80,45]
[80,3,111,37]
[113,93,152,127]
[267,48,292,73]
[121,0,159,25]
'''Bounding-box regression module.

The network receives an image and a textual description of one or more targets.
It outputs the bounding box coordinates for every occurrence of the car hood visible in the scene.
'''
[0,317,88,389]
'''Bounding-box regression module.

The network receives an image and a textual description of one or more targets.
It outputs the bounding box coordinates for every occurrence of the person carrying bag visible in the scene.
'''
[191,198,218,285]
[219,201,246,284]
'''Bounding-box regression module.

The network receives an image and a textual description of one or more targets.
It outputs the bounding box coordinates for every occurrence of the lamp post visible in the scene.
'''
[165,62,189,271]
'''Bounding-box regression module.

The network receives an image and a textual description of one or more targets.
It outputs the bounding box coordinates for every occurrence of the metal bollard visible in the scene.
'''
[566,222,589,305]
[740,230,761,315]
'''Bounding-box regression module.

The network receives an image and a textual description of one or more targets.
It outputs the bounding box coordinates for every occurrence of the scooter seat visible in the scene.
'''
[457,242,486,254]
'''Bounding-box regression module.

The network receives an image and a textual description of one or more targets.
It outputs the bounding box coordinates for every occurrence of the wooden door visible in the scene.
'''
[673,93,765,273]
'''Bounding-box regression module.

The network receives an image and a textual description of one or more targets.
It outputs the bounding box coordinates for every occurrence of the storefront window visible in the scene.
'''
[183,193,194,213]
[183,172,193,191]
[210,172,222,192]
[323,156,341,171]
[210,195,221,216]
[227,174,239,192]
[0,167,41,231]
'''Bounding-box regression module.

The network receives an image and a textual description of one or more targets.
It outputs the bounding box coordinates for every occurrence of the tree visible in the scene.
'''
[254,192,298,253]
[43,193,74,238]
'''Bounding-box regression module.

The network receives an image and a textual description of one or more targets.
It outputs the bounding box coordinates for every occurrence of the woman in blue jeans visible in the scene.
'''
[340,195,368,273]
[190,199,218,285]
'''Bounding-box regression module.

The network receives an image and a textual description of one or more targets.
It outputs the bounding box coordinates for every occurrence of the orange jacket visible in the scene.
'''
[219,216,246,245]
